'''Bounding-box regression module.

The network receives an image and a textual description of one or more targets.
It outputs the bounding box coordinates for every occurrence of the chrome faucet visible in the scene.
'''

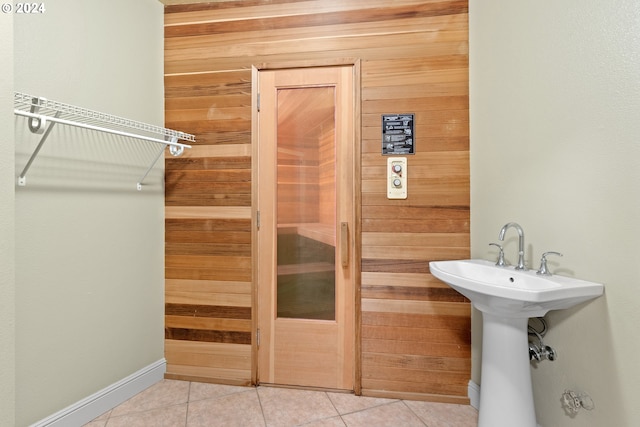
[498,222,527,270]
[536,251,563,275]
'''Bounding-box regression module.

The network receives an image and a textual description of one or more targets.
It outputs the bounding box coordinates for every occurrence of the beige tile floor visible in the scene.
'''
[84,379,478,427]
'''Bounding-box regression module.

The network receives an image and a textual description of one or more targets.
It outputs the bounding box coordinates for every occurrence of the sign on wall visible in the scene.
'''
[382,114,414,155]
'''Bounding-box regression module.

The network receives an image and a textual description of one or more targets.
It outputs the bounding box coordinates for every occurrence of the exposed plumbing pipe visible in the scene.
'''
[528,317,556,362]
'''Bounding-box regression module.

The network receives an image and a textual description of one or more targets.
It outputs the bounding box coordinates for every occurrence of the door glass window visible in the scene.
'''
[276,86,336,320]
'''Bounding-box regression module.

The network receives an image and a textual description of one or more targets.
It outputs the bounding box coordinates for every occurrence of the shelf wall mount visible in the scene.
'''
[14,92,195,190]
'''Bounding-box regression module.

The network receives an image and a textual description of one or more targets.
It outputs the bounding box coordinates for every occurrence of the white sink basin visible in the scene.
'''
[429,259,604,317]
[430,258,604,426]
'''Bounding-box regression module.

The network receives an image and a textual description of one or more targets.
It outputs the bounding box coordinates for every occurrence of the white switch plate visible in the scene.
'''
[387,157,407,199]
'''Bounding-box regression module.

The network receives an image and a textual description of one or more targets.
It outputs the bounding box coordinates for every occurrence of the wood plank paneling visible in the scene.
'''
[165,340,251,385]
[164,0,469,401]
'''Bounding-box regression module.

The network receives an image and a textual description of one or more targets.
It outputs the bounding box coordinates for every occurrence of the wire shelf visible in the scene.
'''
[14,92,195,143]
[14,91,195,190]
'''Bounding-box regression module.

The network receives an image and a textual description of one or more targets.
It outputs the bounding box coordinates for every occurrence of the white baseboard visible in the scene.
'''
[31,358,166,427]
[468,380,481,409]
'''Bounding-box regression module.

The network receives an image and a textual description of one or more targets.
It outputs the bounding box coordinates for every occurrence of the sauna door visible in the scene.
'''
[256,66,354,390]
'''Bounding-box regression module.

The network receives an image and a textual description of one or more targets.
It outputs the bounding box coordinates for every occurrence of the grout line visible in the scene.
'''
[321,391,347,427]
[401,400,429,427]
[325,391,340,414]
[104,402,189,424]
[255,386,268,427]
[356,399,398,415]
[184,381,192,427]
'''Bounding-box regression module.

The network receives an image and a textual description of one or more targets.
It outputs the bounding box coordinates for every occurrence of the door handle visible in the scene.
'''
[340,222,349,268]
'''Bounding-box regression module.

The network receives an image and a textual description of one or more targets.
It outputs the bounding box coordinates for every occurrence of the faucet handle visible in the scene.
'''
[489,243,507,267]
[536,251,563,276]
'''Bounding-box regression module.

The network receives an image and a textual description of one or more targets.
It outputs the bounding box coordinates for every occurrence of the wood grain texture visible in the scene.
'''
[164,0,469,398]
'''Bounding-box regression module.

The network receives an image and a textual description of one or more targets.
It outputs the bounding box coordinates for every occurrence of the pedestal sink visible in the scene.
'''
[429,259,604,427]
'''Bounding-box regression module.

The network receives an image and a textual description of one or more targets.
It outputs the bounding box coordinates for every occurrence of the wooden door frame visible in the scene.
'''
[251,59,362,394]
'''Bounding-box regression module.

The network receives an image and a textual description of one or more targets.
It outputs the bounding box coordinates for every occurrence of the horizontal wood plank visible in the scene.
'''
[165,327,251,344]
[165,340,251,370]
[165,363,252,385]
[362,352,470,373]
[362,338,470,359]
[165,206,251,219]
[166,303,251,319]
[361,271,451,288]
[361,311,470,330]
[361,284,467,302]
[166,315,252,332]
[362,324,470,344]
[362,298,470,317]
[361,377,468,396]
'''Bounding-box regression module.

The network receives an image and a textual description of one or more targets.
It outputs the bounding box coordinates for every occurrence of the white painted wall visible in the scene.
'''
[470,0,640,425]
[0,10,15,427]
[13,1,165,425]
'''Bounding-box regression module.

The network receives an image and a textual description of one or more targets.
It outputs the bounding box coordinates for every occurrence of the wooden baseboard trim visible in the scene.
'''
[31,359,166,427]
[164,372,251,387]
[361,388,471,405]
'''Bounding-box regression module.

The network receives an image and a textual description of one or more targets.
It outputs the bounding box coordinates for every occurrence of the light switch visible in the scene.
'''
[387,157,407,199]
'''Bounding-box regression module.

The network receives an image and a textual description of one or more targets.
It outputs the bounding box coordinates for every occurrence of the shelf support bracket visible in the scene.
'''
[18,109,61,187]
[136,136,180,191]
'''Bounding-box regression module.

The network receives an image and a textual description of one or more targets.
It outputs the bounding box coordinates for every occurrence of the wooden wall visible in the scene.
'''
[164,0,470,402]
